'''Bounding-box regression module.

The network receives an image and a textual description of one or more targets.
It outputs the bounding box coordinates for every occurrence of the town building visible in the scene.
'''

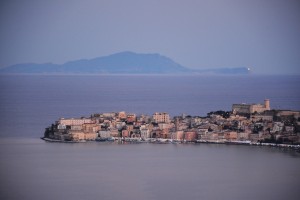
[232,99,270,114]
[59,118,93,126]
[118,111,126,119]
[153,112,170,123]
[126,114,136,123]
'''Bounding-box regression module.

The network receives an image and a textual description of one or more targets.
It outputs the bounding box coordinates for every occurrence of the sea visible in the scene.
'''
[0,74,300,200]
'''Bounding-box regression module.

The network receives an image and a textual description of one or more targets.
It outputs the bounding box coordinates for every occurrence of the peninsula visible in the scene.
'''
[43,99,300,150]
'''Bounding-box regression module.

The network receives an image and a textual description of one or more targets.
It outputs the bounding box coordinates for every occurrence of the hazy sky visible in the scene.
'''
[0,0,299,74]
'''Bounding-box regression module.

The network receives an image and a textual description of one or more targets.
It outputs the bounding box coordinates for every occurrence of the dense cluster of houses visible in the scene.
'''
[44,106,300,144]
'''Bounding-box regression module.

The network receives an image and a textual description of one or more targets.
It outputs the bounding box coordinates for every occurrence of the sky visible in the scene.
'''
[0,0,299,74]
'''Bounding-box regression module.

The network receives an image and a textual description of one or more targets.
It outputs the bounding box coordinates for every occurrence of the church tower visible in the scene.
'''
[264,99,270,110]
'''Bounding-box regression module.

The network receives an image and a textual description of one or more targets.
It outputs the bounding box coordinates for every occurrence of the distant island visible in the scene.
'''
[0,51,251,75]
[43,99,300,151]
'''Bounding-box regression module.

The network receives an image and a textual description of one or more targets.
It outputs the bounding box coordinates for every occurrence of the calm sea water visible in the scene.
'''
[0,75,299,138]
[0,75,300,200]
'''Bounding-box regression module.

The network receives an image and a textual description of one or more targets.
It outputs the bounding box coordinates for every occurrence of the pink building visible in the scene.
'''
[176,131,184,140]
[224,131,238,140]
[126,114,136,123]
[82,123,100,133]
[153,112,170,123]
[185,131,197,141]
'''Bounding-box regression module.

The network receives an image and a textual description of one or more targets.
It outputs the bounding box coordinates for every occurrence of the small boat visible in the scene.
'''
[95,137,108,142]
[107,137,115,142]
[96,137,115,142]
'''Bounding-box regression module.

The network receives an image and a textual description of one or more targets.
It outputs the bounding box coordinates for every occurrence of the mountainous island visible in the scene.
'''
[0,51,251,75]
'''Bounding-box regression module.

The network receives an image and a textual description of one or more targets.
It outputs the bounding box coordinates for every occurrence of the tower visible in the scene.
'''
[175,117,179,131]
[264,99,270,110]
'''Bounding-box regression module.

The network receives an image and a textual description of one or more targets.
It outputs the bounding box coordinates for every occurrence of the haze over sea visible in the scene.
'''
[0,74,300,200]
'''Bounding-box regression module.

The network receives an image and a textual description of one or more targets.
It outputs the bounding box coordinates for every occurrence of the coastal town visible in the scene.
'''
[43,99,300,149]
